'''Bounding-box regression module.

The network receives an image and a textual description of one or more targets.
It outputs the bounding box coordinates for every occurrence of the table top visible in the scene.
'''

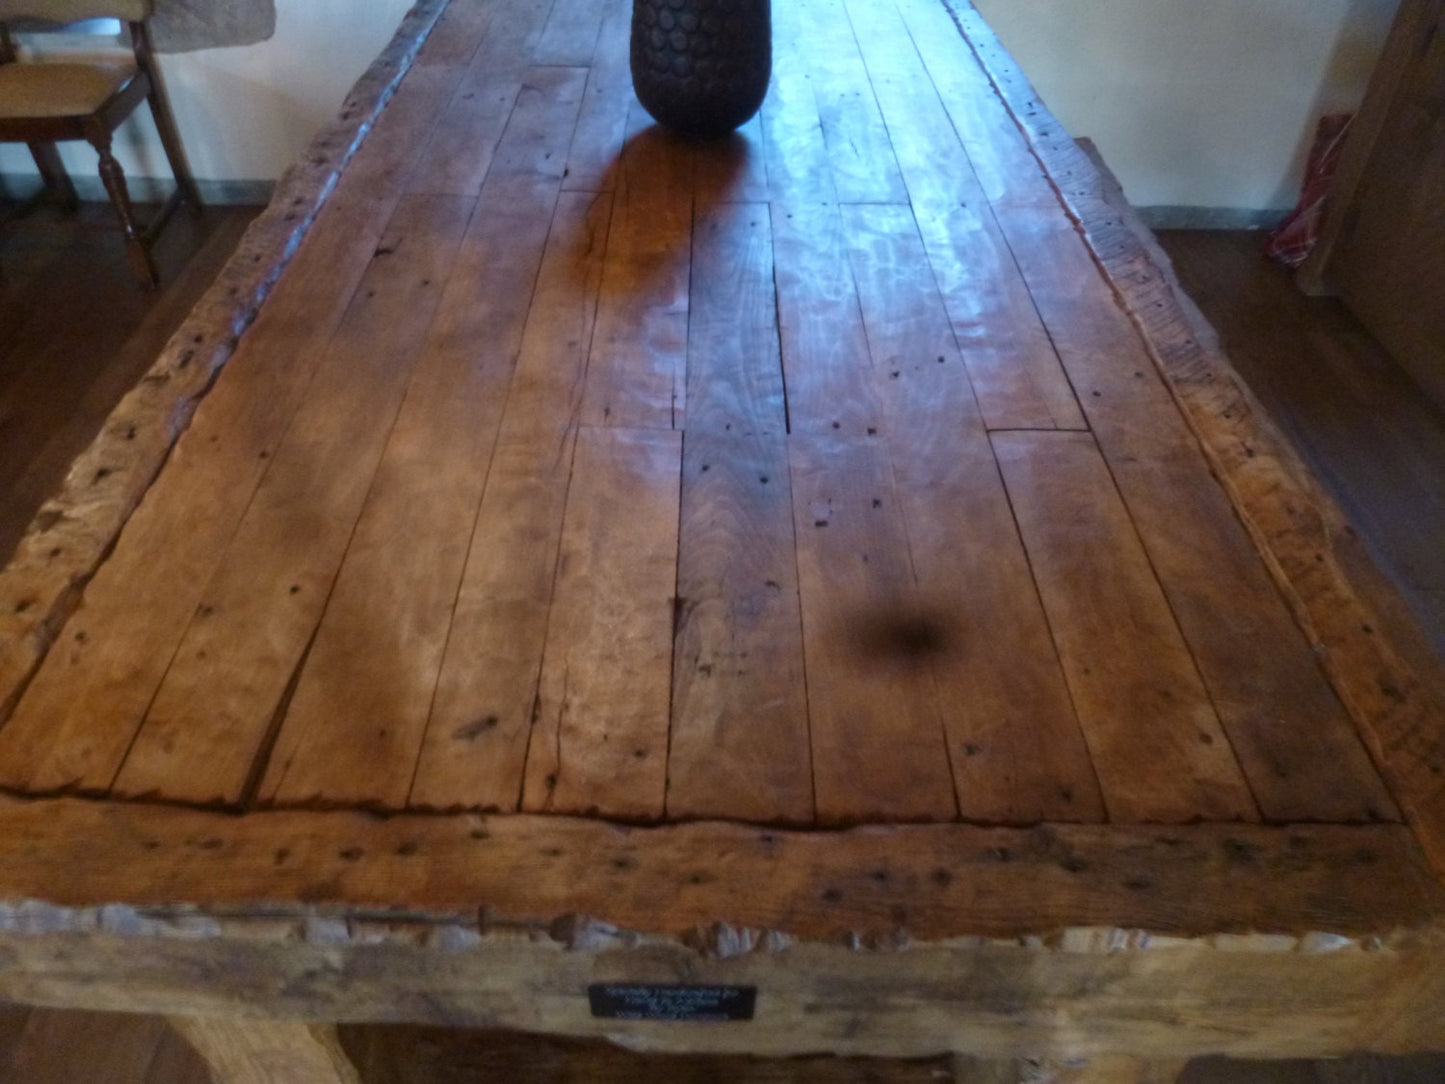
[2,0,1444,1058]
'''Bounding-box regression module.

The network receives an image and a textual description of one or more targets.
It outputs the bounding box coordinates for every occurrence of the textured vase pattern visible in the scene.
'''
[631,0,772,139]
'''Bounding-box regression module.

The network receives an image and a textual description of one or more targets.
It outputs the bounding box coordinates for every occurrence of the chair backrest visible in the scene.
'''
[0,1,151,24]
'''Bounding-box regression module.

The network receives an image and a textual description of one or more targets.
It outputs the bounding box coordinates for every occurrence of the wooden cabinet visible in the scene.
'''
[1300,0,1445,408]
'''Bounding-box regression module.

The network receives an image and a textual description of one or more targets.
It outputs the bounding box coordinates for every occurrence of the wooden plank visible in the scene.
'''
[950,0,1445,866]
[0,186,452,797]
[994,215,1398,824]
[249,68,592,804]
[841,0,1084,432]
[790,433,959,824]
[758,0,836,203]
[692,113,770,207]
[520,427,682,820]
[0,1,454,735]
[840,202,1102,824]
[170,1017,360,1084]
[107,196,472,806]
[405,0,557,196]
[992,430,1256,824]
[411,0,497,70]
[408,189,612,812]
[771,200,884,437]
[893,0,1063,211]
[0,800,1442,1057]
[561,0,633,192]
[126,73,590,809]
[667,201,812,825]
[0,799,1439,943]
[580,104,692,431]
[481,66,591,185]
[532,0,606,66]
[911,198,1085,432]
[233,185,560,812]
[796,0,908,204]
[840,0,980,209]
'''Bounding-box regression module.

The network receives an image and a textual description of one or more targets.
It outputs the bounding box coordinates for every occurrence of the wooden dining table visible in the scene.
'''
[2,0,1444,1078]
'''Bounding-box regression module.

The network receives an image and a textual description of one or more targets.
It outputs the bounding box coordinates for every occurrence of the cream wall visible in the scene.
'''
[970,0,1398,220]
[3,1,1401,213]
[0,0,414,198]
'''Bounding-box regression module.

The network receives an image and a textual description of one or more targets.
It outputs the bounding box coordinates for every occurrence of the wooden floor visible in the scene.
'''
[0,199,261,566]
[1156,231,1445,659]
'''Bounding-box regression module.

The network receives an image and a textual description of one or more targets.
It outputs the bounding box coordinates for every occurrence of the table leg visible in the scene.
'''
[168,1015,361,1084]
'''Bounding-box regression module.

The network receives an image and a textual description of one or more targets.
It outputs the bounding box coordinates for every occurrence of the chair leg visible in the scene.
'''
[130,22,201,212]
[27,142,78,210]
[93,135,158,288]
[147,89,202,212]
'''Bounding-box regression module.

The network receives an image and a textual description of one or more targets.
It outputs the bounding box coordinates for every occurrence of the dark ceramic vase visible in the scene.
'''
[630,0,772,139]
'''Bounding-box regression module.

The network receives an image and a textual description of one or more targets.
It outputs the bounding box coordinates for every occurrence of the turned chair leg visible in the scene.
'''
[27,141,78,210]
[147,91,202,212]
[92,133,158,288]
[133,20,202,213]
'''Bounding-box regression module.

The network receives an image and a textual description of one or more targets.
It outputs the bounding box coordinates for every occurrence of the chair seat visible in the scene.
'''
[0,59,137,120]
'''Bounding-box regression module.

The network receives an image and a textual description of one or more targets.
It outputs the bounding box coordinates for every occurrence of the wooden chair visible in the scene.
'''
[0,0,201,286]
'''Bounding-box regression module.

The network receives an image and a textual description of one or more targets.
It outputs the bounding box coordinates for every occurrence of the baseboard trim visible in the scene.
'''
[1,173,275,206]
[1137,205,1288,231]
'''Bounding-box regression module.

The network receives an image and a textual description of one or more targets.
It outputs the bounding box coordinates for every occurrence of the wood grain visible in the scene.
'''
[0,0,452,734]
[667,202,811,824]
[246,70,591,811]
[581,107,693,431]
[844,0,1084,432]
[0,798,1437,941]
[789,433,959,824]
[246,183,563,811]
[771,199,884,437]
[910,197,1084,432]
[408,189,612,812]
[948,0,1445,864]
[993,430,1256,824]
[561,0,633,193]
[800,0,908,204]
[521,426,682,819]
[411,0,496,71]
[893,0,1061,212]
[758,0,836,203]
[117,195,472,807]
[0,6,1435,1062]
[170,1016,360,1084]
[0,195,444,796]
[994,212,1398,824]
[533,0,607,67]
[405,0,556,197]
[841,202,1101,824]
